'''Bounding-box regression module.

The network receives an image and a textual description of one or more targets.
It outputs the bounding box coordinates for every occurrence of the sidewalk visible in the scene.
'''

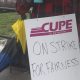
[0,67,31,80]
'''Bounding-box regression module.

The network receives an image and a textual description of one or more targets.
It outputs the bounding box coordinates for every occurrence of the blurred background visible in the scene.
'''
[0,0,80,39]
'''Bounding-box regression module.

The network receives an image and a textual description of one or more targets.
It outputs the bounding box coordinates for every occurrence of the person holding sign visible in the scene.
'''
[16,0,55,19]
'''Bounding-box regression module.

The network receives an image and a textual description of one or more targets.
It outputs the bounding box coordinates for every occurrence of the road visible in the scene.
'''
[0,67,31,80]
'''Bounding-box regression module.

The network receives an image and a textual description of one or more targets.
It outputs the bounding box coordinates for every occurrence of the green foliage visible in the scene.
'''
[0,12,20,37]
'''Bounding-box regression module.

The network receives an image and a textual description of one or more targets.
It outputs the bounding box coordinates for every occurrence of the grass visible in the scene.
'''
[0,12,20,37]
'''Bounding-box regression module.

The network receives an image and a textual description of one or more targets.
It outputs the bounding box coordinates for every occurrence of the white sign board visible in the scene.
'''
[24,14,80,80]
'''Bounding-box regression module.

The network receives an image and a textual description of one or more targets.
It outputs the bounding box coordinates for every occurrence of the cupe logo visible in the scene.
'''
[30,19,72,37]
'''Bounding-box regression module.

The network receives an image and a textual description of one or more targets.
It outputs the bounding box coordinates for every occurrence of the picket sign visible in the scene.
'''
[24,14,80,80]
